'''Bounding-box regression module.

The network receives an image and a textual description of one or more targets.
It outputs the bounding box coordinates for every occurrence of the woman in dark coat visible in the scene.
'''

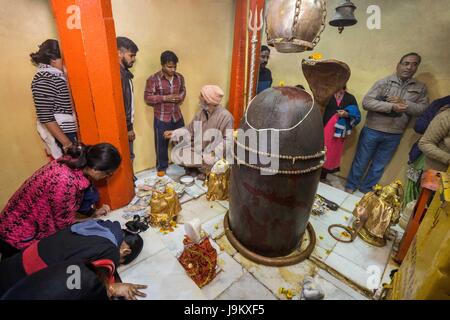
[0,219,144,297]
[321,86,361,182]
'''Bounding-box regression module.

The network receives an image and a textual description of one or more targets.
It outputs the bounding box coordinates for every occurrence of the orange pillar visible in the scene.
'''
[228,0,248,129]
[246,0,265,104]
[50,0,134,209]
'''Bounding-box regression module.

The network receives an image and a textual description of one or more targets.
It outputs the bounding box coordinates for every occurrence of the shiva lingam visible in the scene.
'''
[226,56,351,267]
[328,180,404,247]
[205,159,231,201]
[148,183,182,230]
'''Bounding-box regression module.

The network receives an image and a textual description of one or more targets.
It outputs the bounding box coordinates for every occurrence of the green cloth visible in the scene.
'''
[404,154,426,208]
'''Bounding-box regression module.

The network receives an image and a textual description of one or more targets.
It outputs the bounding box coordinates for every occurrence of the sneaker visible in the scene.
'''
[157,171,166,177]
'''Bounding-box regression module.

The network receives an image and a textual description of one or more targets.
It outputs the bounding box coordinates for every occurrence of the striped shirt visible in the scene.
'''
[31,64,77,134]
[144,71,186,123]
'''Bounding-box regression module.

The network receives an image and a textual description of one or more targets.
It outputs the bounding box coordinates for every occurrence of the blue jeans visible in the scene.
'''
[346,127,402,193]
[154,118,185,171]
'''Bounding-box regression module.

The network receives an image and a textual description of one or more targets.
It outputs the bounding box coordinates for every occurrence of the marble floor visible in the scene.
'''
[102,165,401,300]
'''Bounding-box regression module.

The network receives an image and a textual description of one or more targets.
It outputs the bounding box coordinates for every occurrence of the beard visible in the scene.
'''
[200,101,209,111]
[121,57,133,69]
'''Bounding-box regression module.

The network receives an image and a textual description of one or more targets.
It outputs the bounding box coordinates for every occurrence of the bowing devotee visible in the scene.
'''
[1,259,147,300]
[0,143,120,259]
[164,85,233,180]
[0,219,144,298]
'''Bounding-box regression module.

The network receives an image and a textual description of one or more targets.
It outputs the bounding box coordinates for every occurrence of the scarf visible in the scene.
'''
[70,220,123,247]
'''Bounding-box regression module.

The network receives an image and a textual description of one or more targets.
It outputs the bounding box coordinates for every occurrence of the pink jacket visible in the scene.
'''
[0,160,90,250]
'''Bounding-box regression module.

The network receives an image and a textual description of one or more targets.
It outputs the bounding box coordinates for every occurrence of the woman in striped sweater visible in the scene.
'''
[30,39,77,159]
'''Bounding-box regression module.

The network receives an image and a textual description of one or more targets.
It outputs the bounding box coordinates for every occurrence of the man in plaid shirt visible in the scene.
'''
[144,50,186,176]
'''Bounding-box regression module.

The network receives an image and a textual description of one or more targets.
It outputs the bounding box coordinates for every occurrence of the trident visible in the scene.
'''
[247,6,264,104]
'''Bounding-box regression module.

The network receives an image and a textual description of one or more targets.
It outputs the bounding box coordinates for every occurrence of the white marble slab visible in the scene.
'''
[354,190,365,198]
[118,227,166,273]
[233,253,317,300]
[326,174,347,191]
[316,182,349,207]
[135,168,156,181]
[178,195,227,224]
[310,208,352,227]
[311,246,332,261]
[324,252,373,290]
[119,249,206,300]
[201,252,245,300]
[332,236,394,280]
[308,218,338,252]
[166,164,187,181]
[216,200,229,210]
[340,194,362,212]
[215,235,238,256]
[156,223,187,257]
[216,271,277,300]
[317,269,369,300]
[202,213,226,240]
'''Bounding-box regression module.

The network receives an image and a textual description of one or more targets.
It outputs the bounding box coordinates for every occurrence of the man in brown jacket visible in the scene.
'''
[345,53,429,193]
[164,85,233,180]
[419,108,450,172]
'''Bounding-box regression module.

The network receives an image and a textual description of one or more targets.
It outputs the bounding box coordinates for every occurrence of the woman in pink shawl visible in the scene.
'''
[0,143,121,260]
[321,86,361,182]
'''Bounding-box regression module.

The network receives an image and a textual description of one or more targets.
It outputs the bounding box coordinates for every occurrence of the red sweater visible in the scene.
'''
[0,160,90,250]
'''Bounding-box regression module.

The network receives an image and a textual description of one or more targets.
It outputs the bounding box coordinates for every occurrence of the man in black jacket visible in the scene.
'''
[117,37,139,180]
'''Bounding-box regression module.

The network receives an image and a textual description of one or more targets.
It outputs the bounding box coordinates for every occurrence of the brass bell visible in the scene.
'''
[329,0,358,33]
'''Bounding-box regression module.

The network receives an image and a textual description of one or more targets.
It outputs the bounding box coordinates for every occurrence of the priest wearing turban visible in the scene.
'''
[164,85,234,180]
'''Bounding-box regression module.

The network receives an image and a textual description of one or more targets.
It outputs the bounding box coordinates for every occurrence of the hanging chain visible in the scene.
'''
[233,154,324,175]
[290,0,303,39]
[312,0,327,47]
[235,139,326,164]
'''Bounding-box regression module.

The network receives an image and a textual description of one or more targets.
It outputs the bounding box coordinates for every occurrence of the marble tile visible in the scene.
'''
[202,213,226,240]
[201,252,245,300]
[216,200,229,210]
[184,183,207,200]
[354,190,365,198]
[324,252,372,290]
[233,253,317,300]
[311,245,332,262]
[166,164,187,181]
[179,192,194,204]
[326,174,347,191]
[178,195,227,224]
[317,269,369,300]
[119,249,206,300]
[316,182,349,207]
[194,179,208,192]
[310,208,352,227]
[135,168,156,181]
[308,218,338,252]
[215,235,237,256]
[216,271,277,300]
[117,227,166,273]
[310,275,356,300]
[156,223,187,257]
[340,194,362,212]
[332,236,394,276]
